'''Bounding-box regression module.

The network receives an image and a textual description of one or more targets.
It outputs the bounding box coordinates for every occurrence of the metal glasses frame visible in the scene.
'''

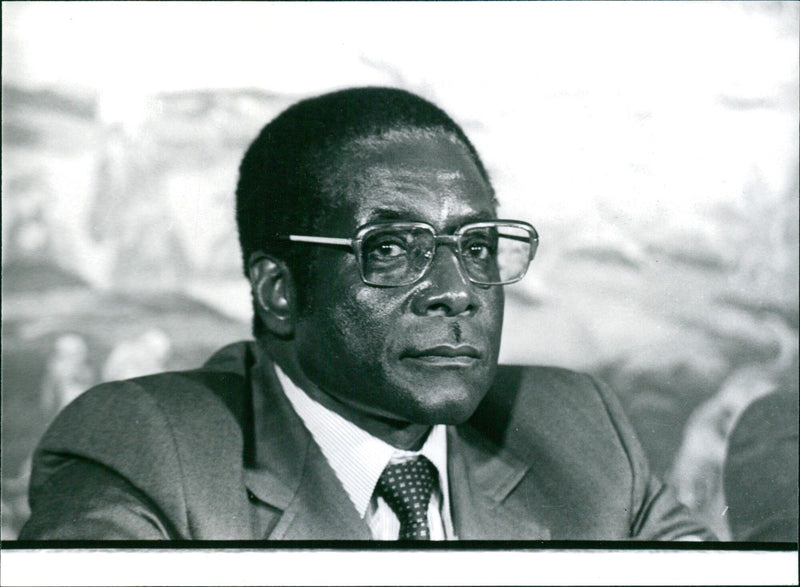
[274,219,539,287]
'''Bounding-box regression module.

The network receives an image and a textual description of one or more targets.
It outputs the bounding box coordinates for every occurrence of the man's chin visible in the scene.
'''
[343,362,494,426]
[393,364,491,419]
[417,405,480,426]
[399,383,489,425]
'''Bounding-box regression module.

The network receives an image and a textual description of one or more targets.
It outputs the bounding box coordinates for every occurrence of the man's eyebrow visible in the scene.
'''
[366,208,409,222]
[364,208,498,225]
[458,211,498,224]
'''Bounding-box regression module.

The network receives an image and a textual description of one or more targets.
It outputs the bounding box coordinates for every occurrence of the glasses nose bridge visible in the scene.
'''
[423,233,471,283]
[431,233,461,252]
[424,233,463,265]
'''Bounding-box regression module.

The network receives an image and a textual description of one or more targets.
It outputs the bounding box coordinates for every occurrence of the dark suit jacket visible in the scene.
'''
[723,390,799,542]
[20,342,711,540]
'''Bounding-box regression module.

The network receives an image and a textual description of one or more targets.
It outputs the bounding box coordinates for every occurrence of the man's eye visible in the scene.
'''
[464,239,494,260]
[467,243,490,259]
[367,238,408,258]
[376,243,406,257]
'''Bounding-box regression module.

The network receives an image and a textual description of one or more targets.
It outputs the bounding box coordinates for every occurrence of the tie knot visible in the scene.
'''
[376,455,438,540]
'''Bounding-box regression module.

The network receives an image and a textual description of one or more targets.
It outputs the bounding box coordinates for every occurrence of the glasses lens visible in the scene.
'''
[360,225,435,286]
[460,224,533,285]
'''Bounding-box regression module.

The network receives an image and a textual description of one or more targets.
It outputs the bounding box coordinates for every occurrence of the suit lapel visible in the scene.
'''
[448,425,551,540]
[243,351,370,540]
[268,439,371,540]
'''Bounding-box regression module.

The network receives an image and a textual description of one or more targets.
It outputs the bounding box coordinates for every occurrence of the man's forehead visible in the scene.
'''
[309,132,496,231]
[347,132,479,171]
[320,172,495,234]
[326,134,491,194]
[355,166,475,188]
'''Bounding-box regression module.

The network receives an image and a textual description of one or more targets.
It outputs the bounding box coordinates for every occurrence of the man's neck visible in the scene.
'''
[257,339,432,451]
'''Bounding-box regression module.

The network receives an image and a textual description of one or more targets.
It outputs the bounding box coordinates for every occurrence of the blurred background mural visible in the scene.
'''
[2,2,797,540]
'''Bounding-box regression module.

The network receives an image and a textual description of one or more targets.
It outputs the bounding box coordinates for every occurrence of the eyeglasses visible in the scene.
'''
[274,220,538,287]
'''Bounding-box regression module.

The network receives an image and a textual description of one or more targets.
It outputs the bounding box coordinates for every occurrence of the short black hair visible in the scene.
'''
[235,86,493,339]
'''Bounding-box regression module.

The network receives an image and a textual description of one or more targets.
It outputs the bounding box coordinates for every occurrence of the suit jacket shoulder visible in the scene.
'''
[464,365,712,540]
[23,343,257,540]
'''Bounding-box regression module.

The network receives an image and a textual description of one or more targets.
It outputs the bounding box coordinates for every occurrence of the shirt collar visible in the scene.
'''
[275,364,450,518]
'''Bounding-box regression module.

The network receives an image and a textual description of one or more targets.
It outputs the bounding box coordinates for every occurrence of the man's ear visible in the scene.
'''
[248,253,296,338]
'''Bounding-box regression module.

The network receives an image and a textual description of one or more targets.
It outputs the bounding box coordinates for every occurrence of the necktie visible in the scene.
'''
[376,455,438,540]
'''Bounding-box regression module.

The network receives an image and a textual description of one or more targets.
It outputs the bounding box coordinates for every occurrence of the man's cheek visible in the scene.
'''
[345,289,397,336]
[331,297,388,365]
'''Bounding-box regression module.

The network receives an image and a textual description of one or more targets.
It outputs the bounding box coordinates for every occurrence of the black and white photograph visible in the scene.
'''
[1,1,798,584]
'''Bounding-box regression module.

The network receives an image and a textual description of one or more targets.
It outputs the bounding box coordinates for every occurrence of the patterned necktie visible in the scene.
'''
[376,455,439,540]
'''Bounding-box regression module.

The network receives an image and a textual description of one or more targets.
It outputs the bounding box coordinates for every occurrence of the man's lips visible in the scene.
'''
[402,345,482,365]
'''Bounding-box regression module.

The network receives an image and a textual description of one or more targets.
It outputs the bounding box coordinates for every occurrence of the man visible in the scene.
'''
[21,87,711,541]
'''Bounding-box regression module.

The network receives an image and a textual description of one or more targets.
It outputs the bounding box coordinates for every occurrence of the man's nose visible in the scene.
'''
[410,245,478,317]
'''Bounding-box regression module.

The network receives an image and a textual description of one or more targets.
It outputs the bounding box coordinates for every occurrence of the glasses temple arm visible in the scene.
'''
[273,234,355,251]
[500,233,538,244]
[289,234,349,245]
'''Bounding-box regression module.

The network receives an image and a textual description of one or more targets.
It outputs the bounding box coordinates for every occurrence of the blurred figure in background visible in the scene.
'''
[101,328,173,382]
[3,175,54,266]
[1,498,16,540]
[723,389,798,542]
[2,458,32,540]
[668,314,798,540]
[39,334,95,418]
[668,366,776,539]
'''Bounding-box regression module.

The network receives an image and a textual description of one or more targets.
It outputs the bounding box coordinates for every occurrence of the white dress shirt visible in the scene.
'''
[275,365,457,540]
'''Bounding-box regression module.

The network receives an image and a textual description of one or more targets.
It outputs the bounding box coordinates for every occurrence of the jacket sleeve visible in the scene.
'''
[20,382,197,540]
[19,372,252,541]
[589,376,717,541]
[18,380,191,540]
[19,458,174,540]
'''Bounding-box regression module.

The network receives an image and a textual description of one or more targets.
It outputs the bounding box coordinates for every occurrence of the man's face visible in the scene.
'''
[293,133,504,425]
